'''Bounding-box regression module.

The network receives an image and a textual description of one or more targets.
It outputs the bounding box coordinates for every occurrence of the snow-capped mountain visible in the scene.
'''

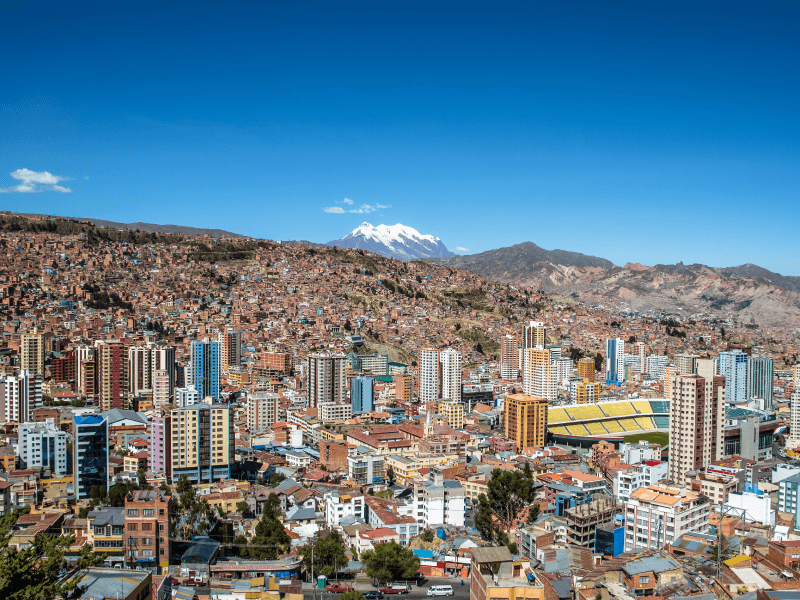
[326,222,454,260]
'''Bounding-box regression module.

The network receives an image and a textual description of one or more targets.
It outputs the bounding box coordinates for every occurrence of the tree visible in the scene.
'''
[236,500,250,515]
[420,528,435,543]
[385,465,395,484]
[527,503,541,523]
[301,531,348,578]
[137,467,148,489]
[341,592,365,600]
[107,480,137,507]
[594,352,603,373]
[710,533,734,564]
[176,474,197,513]
[475,467,535,543]
[361,541,419,584]
[0,509,103,599]
[507,542,518,554]
[244,494,290,560]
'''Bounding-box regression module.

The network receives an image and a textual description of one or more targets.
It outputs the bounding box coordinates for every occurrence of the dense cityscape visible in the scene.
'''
[0,213,799,600]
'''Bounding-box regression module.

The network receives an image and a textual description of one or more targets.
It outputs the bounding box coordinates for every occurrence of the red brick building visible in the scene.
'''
[124,489,171,569]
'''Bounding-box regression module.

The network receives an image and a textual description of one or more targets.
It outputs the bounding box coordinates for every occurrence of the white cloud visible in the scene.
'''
[1,168,72,193]
[456,247,469,252]
[324,206,345,214]
[342,198,353,205]
[375,203,389,209]
[349,203,378,213]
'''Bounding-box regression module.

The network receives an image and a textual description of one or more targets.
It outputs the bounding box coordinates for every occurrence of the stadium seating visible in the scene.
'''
[599,402,635,417]
[631,400,653,414]
[550,426,570,435]
[566,424,590,436]
[584,421,609,435]
[635,417,656,429]
[653,415,670,429]
[602,420,625,433]
[566,405,605,421]
[618,418,643,431]
[548,408,571,424]
[649,400,670,414]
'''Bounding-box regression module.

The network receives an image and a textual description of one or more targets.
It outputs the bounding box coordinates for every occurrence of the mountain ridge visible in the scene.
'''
[327,222,454,260]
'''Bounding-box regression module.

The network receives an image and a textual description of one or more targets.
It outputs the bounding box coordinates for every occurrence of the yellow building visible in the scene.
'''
[504,394,548,451]
[439,400,464,429]
[87,507,125,558]
[20,332,45,376]
[574,379,600,404]
[170,402,233,484]
[384,453,458,485]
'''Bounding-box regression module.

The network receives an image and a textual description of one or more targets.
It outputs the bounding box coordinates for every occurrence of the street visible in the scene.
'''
[301,578,471,600]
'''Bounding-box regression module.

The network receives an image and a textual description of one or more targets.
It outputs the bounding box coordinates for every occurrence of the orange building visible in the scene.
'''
[504,393,548,450]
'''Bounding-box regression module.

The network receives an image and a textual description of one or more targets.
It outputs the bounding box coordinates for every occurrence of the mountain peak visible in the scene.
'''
[327,223,452,260]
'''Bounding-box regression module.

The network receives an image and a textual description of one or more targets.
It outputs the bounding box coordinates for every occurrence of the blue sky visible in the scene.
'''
[1,1,798,272]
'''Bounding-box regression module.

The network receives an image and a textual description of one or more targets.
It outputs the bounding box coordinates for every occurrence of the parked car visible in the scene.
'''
[379,585,409,594]
[363,592,384,599]
[325,583,355,593]
[427,585,454,596]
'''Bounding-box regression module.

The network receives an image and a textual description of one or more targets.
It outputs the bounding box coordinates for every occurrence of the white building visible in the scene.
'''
[247,392,280,432]
[419,348,440,404]
[175,385,200,408]
[719,350,748,404]
[439,349,462,403]
[325,489,365,527]
[347,453,385,486]
[414,479,465,528]
[723,490,775,526]
[620,441,661,465]
[788,387,800,449]
[152,369,171,409]
[319,402,352,422]
[307,350,347,408]
[615,462,669,502]
[646,355,670,380]
[17,418,68,476]
[0,370,42,423]
[623,484,711,553]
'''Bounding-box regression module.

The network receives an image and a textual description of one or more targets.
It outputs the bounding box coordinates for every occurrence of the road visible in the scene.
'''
[302,579,470,600]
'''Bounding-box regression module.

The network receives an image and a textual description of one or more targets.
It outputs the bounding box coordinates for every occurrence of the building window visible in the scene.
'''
[127,509,138,516]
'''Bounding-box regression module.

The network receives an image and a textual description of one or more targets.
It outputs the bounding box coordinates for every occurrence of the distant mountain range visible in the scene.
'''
[432,242,800,327]
[327,222,454,260]
[11,213,242,238]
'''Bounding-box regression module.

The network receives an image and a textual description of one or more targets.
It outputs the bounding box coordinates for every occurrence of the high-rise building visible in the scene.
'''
[668,373,725,483]
[577,357,595,381]
[149,415,171,480]
[307,350,347,408]
[128,346,152,397]
[98,341,129,411]
[394,374,412,403]
[438,399,464,429]
[149,343,175,402]
[440,349,462,403]
[20,332,45,376]
[524,321,547,350]
[73,414,109,499]
[349,353,389,376]
[719,350,748,404]
[790,387,800,449]
[636,342,647,373]
[152,370,171,409]
[190,339,220,401]
[747,357,774,408]
[500,335,519,380]
[419,348,440,404]
[218,328,241,370]
[523,348,556,401]
[605,338,625,385]
[247,392,280,432]
[18,418,67,475]
[170,402,233,483]
[260,352,292,373]
[351,376,374,413]
[504,393,548,451]
[574,379,600,404]
[675,354,699,375]
[0,370,42,423]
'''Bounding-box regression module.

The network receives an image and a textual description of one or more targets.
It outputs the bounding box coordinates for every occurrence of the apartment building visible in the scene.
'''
[218,328,241,369]
[247,391,279,432]
[307,350,346,408]
[565,496,617,548]
[190,339,220,401]
[149,415,171,480]
[350,376,374,413]
[438,399,464,429]
[419,348,440,404]
[504,393,548,451]
[500,335,518,381]
[170,403,233,483]
[98,341,129,411]
[319,402,352,422]
[440,348,462,403]
[20,332,45,376]
[689,471,739,505]
[615,462,668,502]
[348,453,385,486]
[128,346,152,397]
[123,489,171,569]
[17,418,68,476]
[175,385,200,408]
[668,373,725,483]
[623,485,711,552]
[0,370,42,423]
[414,479,465,528]
[324,489,365,527]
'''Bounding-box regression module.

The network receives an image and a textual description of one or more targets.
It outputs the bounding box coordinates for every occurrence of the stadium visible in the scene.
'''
[547,399,670,448]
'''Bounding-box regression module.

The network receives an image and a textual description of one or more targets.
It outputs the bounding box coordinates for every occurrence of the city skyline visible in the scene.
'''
[1,1,798,273]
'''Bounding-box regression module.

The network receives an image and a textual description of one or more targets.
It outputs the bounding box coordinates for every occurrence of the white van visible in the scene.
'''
[427,585,454,596]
